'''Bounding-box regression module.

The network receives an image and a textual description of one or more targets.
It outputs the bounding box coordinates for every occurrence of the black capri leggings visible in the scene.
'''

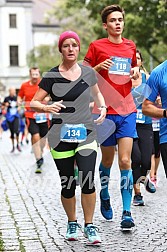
[131,123,153,184]
[152,131,161,158]
[160,143,167,178]
[52,141,97,199]
[7,117,20,139]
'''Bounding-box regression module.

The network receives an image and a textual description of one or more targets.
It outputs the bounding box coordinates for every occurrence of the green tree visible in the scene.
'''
[27,44,61,74]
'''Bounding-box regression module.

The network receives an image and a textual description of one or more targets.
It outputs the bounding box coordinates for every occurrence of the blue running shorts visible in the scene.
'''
[101,112,136,146]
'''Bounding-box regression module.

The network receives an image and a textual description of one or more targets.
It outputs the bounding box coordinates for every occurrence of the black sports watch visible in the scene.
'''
[100,105,108,112]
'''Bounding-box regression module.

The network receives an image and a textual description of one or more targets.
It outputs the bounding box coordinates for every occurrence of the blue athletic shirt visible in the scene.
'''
[132,72,152,124]
[146,60,167,144]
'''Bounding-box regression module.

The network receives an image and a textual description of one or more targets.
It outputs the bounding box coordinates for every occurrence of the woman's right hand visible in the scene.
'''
[44,100,66,114]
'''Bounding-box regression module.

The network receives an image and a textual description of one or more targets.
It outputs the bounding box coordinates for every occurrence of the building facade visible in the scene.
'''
[0,0,59,96]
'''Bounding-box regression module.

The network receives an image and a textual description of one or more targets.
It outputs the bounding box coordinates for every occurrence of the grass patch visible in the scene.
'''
[0,235,4,251]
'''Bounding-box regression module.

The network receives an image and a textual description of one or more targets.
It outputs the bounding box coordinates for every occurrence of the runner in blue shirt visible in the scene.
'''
[142,60,167,177]
[4,87,21,152]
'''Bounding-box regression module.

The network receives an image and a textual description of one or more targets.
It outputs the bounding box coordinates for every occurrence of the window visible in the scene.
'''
[10,46,19,66]
[9,14,17,28]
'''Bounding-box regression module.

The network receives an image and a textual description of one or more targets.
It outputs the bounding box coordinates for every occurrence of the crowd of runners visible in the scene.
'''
[0,4,166,246]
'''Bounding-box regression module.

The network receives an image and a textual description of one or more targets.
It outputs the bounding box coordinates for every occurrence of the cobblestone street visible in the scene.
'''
[0,131,167,252]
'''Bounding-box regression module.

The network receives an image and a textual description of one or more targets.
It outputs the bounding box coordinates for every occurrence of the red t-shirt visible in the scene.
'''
[18,80,40,119]
[84,38,137,115]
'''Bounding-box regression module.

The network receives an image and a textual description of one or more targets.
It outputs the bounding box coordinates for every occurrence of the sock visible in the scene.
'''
[99,163,111,199]
[85,223,93,227]
[68,220,77,223]
[120,169,133,212]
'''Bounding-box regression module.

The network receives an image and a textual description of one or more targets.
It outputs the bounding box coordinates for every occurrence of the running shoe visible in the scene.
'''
[10,147,15,153]
[17,144,22,152]
[133,193,145,206]
[100,191,113,220]
[84,224,101,245]
[66,222,81,241]
[145,178,156,193]
[35,157,44,173]
[121,210,135,230]
[150,177,157,187]
[26,138,29,144]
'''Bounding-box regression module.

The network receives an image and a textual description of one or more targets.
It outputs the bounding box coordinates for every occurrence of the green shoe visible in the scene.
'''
[35,158,43,173]
[66,222,81,241]
[84,224,101,245]
[35,167,42,174]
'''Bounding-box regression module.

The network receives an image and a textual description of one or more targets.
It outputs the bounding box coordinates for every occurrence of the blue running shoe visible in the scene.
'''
[121,211,135,230]
[100,192,113,220]
[66,222,81,241]
[84,224,101,245]
[145,178,156,193]
[133,194,145,206]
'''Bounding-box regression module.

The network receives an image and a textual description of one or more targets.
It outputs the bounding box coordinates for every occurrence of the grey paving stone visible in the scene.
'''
[3,244,20,251]
[21,240,44,250]
[1,131,167,251]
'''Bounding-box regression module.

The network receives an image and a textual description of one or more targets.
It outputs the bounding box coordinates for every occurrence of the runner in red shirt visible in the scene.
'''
[18,67,49,173]
[84,4,139,229]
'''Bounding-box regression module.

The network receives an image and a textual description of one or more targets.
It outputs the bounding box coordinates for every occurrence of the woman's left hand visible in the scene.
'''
[94,107,107,125]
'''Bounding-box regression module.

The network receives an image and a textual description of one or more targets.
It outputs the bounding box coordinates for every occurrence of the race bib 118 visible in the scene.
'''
[109,56,132,75]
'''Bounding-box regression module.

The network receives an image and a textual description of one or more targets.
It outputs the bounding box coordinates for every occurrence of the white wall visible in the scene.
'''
[33,30,58,47]
[0,1,59,94]
[0,4,33,91]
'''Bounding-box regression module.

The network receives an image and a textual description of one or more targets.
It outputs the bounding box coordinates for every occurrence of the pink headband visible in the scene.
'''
[58,31,80,52]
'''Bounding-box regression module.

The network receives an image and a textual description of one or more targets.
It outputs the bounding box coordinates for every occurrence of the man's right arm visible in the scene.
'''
[94,59,113,72]
[142,99,165,118]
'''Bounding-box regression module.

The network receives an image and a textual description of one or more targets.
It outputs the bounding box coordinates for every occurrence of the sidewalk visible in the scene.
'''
[0,131,167,252]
